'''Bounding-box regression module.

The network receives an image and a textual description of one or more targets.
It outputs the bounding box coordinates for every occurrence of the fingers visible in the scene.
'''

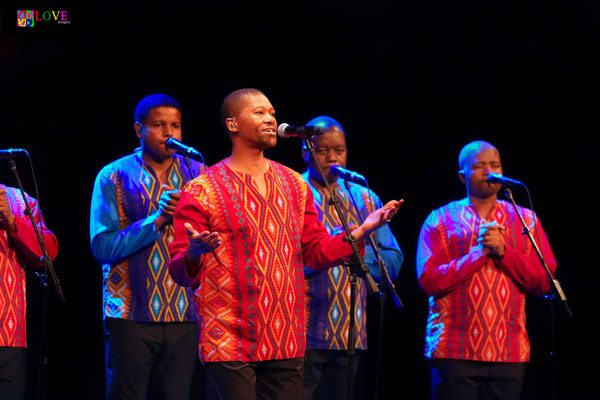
[184,222,199,236]
[479,221,505,231]
[160,184,181,200]
[158,186,181,218]
[477,222,505,257]
[184,222,222,253]
[383,199,404,222]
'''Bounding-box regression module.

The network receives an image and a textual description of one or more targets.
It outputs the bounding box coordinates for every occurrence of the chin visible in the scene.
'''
[260,138,277,149]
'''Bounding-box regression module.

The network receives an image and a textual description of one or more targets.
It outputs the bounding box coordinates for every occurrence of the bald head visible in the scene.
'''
[305,115,345,135]
[458,140,499,173]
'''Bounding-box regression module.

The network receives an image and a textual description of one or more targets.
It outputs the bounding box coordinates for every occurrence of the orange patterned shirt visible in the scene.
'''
[169,160,358,362]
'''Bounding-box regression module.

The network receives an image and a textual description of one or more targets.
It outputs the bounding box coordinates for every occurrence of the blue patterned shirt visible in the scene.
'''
[90,148,202,321]
[302,173,404,350]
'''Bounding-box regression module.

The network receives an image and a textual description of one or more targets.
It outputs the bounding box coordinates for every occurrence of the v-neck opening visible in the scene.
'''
[221,159,273,201]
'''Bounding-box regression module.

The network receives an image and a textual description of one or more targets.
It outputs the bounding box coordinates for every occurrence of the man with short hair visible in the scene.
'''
[417,140,557,400]
[300,115,404,400]
[90,93,204,400]
[168,89,402,400]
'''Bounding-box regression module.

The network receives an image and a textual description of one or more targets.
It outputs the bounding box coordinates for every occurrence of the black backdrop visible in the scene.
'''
[1,1,598,399]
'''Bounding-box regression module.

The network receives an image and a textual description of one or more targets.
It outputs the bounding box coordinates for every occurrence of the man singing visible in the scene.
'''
[417,140,557,400]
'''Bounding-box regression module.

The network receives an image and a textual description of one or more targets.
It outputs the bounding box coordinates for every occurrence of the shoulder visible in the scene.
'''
[270,160,307,189]
[1,184,30,200]
[346,180,380,201]
[95,153,139,180]
[270,160,302,178]
[173,154,205,174]
[0,184,35,209]
[424,199,464,225]
[497,199,535,220]
[182,161,224,195]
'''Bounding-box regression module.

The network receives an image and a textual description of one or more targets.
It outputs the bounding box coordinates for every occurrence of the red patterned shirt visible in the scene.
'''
[169,160,359,362]
[0,185,58,347]
[417,198,556,362]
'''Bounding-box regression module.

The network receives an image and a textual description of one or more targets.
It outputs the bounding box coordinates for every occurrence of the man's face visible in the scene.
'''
[305,127,347,185]
[460,147,503,199]
[136,106,182,163]
[230,93,277,150]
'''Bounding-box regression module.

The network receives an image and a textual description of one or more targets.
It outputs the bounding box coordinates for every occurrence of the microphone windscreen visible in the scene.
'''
[277,123,290,138]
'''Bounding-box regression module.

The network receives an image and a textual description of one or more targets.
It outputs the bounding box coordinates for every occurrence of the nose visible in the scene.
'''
[325,149,338,162]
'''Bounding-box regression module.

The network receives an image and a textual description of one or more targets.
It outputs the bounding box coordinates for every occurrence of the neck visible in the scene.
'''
[468,194,498,219]
[142,153,173,182]
[227,145,269,177]
[308,172,339,190]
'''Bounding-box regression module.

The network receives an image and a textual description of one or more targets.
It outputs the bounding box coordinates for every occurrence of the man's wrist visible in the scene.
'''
[184,250,202,276]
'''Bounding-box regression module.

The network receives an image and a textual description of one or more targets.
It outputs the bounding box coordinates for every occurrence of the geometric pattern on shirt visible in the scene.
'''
[425,200,533,362]
[229,163,301,361]
[0,188,30,347]
[144,164,189,322]
[185,160,308,362]
[304,184,369,351]
[103,154,196,322]
[456,204,518,361]
[0,236,20,346]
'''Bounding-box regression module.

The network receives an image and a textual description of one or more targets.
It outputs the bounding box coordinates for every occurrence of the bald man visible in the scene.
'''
[416,140,557,400]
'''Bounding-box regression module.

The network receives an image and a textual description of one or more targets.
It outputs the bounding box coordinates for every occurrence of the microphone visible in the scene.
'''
[166,138,204,162]
[487,172,524,186]
[0,149,27,159]
[277,123,326,139]
[330,165,368,186]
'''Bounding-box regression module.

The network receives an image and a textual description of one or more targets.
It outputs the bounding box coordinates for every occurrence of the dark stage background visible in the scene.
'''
[1,1,598,399]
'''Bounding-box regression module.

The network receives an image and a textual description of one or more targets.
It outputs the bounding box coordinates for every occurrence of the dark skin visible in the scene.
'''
[0,186,16,234]
[134,106,183,230]
[458,146,506,259]
[183,92,403,276]
[302,126,348,187]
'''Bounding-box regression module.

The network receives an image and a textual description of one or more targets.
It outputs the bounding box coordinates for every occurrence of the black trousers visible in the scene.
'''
[204,357,304,400]
[104,318,199,400]
[430,359,526,400]
[0,347,26,400]
[302,349,362,400]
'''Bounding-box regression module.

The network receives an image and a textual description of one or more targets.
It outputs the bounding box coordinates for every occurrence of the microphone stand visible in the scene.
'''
[303,137,380,400]
[344,181,404,400]
[503,186,572,400]
[8,157,65,400]
[503,187,571,316]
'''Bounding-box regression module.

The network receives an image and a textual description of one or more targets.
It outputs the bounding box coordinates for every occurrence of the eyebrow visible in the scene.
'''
[473,160,500,166]
[251,104,275,112]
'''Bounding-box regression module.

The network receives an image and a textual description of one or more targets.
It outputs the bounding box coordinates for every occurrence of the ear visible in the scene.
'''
[458,169,466,184]
[226,117,238,135]
[301,147,309,163]
[134,122,143,139]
